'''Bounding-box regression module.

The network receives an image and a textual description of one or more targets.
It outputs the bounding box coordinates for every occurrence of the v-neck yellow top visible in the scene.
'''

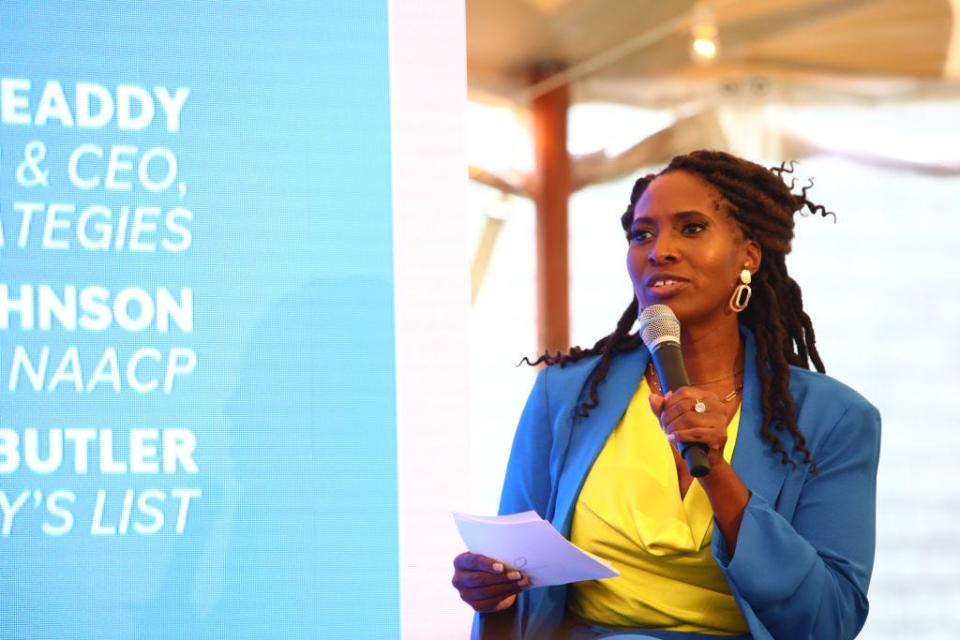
[567,378,748,635]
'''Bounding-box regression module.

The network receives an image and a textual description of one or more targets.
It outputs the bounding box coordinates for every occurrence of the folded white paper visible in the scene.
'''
[453,510,618,588]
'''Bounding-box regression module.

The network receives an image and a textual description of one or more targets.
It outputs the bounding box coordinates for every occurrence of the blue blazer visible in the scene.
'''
[479,330,881,640]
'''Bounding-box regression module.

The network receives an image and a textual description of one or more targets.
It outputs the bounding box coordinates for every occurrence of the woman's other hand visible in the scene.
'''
[452,552,529,612]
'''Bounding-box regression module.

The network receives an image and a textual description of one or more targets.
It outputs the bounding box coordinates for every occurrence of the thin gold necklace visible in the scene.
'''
[645,363,743,403]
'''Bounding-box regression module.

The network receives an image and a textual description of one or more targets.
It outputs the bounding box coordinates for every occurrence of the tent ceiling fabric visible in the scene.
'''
[467,0,959,108]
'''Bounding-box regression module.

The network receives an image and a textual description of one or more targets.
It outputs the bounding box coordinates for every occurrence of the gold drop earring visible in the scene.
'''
[729,267,752,312]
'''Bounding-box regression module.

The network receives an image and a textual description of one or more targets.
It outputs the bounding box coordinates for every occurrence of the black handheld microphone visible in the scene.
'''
[638,304,711,478]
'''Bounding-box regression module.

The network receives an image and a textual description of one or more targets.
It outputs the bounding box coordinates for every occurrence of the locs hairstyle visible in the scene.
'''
[523,149,835,471]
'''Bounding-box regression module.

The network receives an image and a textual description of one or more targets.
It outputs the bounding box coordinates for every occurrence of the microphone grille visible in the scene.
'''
[637,304,681,349]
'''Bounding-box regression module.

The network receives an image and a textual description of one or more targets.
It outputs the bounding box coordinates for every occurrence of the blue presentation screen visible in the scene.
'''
[1,3,398,638]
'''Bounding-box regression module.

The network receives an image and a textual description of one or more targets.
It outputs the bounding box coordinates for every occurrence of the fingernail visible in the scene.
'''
[507,571,521,580]
[665,391,673,400]
[492,562,504,573]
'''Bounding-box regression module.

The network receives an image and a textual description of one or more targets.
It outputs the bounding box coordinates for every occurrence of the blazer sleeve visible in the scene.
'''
[498,367,553,518]
[714,397,882,640]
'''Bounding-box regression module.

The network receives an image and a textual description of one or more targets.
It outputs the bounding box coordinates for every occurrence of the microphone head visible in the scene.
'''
[638,304,681,350]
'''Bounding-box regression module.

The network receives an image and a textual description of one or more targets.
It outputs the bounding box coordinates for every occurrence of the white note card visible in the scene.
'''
[453,511,619,588]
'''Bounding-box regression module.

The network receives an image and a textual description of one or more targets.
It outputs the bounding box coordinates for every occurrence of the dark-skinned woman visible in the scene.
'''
[452,150,881,640]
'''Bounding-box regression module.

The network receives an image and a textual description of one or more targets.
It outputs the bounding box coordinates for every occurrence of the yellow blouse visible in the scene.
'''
[567,378,747,635]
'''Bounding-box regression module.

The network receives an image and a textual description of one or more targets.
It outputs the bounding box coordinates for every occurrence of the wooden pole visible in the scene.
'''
[530,64,570,356]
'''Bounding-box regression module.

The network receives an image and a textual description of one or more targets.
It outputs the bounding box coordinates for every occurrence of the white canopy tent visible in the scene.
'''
[466,0,960,349]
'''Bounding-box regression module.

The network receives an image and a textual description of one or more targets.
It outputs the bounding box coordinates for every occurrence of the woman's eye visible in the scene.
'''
[682,222,707,235]
[627,229,652,242]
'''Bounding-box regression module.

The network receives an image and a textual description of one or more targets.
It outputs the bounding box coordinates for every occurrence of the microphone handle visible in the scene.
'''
[651,342,711,478]
[680,443,711,478]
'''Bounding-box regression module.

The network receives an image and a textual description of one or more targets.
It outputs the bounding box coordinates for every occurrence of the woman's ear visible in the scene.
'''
[745,240,761,274]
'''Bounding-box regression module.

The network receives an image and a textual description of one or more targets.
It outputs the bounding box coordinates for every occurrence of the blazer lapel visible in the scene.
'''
[729,329,789,507]
[551,347,648,536]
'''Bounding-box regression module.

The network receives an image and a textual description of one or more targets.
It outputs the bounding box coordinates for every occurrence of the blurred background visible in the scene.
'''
[464,1,960,638]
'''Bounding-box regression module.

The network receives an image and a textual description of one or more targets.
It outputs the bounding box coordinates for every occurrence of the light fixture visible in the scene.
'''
[690,3,719,64]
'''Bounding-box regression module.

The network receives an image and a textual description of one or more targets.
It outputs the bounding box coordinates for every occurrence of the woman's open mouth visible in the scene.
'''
[645,274,690,297]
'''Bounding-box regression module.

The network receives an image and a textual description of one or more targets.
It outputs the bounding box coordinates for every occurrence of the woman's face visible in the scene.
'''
[626,170,760,328]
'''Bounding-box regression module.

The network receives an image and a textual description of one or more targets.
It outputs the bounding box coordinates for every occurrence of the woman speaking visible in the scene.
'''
[452,150,881,639]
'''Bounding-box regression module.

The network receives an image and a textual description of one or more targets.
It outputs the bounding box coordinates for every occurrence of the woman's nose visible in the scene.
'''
[647,232,679,264]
